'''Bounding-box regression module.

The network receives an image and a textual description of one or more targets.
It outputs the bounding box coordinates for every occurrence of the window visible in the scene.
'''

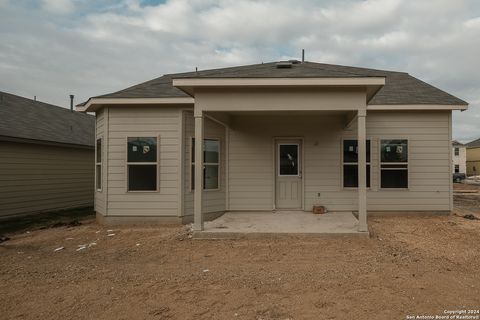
[343,140,371,188]
[380,139,408,188]
[127,137,158,191]
[95,138,102,191]
[455,165,460,173]
[279,144,299,176]
[191,138,220,190]
[454,147,459,156]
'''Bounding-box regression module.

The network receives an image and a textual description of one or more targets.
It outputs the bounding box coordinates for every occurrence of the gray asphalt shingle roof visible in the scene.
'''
[466,138,480,148]
[0,91,95,147]
[80,61,467,106]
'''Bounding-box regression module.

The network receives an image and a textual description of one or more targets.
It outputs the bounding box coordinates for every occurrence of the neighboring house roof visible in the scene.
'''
[452,140,465,146]
[79,61,468,107]
[466,138,480,148]
[0,91,95,148]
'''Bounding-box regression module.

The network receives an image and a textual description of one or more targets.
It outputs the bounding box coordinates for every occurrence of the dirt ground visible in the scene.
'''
[1,187,479,320]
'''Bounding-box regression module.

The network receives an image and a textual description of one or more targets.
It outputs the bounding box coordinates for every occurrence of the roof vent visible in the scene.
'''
[276,61,293,68]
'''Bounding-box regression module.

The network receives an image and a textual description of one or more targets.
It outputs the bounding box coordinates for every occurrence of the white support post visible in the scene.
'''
[194,113,204,231]
[357,108,368,232]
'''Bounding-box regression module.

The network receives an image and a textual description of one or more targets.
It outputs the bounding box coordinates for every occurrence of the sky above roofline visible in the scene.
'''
[0,0,479,142]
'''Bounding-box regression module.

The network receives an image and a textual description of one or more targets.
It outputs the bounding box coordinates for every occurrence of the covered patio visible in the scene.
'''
[173,76,386,236]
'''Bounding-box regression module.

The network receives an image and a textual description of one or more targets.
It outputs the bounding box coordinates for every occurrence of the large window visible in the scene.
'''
[127,137,158,191]
[343,140,371,188]
[96,138,102,191]
[191,138,220,190]
[380,139,408,188]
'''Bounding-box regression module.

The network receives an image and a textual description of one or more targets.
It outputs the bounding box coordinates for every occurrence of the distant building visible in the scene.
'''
[0,91,95,219]
[452,140,466,175]
[466,138,480,177]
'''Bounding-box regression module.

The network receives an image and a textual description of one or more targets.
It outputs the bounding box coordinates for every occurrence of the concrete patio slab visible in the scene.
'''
[193,211,368,239]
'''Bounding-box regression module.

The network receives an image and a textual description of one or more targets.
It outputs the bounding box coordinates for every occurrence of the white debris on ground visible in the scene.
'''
[53,247,64,252]
[107,234,115,237]
[136,243,141,246]
[76,245,87,252]
[202,269,209,273]
[88,242,97,247]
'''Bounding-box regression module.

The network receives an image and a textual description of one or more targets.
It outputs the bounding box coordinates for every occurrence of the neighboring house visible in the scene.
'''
[452,140,467,175]
[466,138,480,177]
[77,61,468,231]
[0,91,95,219]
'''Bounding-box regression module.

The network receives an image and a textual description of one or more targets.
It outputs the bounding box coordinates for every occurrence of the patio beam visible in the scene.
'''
[194,112,204,231]
[357,108,368,232]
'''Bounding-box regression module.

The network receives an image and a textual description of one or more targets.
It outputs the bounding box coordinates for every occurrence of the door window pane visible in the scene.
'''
[128,137,157,163]
[279,144,299,176]
[128,165,157,191]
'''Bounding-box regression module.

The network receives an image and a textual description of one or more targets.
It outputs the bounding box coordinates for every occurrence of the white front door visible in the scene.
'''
[275,140,302,209]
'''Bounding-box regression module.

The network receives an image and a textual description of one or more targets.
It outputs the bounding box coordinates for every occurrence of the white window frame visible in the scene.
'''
[190,137,221,192]
[95,138,102,192]
[126,136,159,193]
[379,139,409,190]
[277,143,301,177]
[341,139,371,189]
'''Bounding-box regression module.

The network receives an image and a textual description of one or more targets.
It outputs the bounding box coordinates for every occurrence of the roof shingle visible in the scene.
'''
[81,61,468,106]
[0,91,95,147]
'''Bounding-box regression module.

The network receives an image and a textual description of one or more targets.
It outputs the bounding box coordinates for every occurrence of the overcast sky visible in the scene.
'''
[0,0,479,142]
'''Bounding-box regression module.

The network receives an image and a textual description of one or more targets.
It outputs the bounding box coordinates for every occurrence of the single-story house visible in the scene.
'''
[466,138,480,177]
[77,61,468,232]
[0,91,95,219]
[452,140,467,175]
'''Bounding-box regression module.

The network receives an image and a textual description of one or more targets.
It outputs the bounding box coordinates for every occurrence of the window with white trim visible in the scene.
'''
[343,140,371,188]
[191,138,220,190]
[96,138,102,191]
[380,139,408,188]
[454,164,460,173]
[454,147,459,156]
[127,137,158,191]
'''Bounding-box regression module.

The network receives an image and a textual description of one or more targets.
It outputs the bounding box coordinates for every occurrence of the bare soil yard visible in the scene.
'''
[1,186,479,320]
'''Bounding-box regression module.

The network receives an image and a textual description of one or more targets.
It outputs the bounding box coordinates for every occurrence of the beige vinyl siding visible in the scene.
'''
[227,111,451,212]
[0,142,94,219]
[183,111,226,216]
[95,108,106,215]
[105,107,180,217]
[466,148,480,176]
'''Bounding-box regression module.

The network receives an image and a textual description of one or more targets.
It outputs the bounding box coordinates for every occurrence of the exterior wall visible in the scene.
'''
[183,111,226,217]
[95,108,106,215]
[452,146,467,174]
[466,147,480,176]
[102,106,182,218]
[0,141,94,219]
[227,111,452,212]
